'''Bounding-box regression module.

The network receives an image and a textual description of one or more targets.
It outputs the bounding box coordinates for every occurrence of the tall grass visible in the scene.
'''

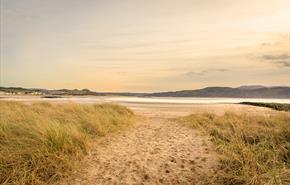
[0,102,135,185]
[179,112,290,185]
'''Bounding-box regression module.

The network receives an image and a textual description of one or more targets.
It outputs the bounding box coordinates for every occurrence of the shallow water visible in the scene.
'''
[107,97,290,104]
[1,95,289,104]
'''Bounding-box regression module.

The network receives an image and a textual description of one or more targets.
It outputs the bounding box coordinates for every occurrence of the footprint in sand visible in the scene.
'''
[60,117,217,185]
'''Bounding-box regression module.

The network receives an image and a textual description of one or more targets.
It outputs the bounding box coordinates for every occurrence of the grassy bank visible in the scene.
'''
[179,112,290,185]
[0,102,135,184]
[240,102,290,111]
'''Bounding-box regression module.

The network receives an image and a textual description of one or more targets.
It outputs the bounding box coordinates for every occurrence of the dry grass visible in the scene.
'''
[0,101,135,185]
[179,112,290,185]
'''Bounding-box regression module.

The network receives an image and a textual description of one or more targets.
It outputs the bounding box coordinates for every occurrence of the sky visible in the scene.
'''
[0,0,289,92]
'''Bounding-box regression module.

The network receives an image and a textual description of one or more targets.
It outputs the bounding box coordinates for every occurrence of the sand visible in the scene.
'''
[61,118,216,185]
[59,102,276,185]
[1,95,278,184]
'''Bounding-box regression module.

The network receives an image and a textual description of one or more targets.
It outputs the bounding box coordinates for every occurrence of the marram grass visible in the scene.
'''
[179,112,290,185]
[0,101,135,185]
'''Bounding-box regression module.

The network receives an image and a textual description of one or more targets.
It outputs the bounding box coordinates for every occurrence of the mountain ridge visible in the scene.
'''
[148,86,290,99]
[0,85,289,99]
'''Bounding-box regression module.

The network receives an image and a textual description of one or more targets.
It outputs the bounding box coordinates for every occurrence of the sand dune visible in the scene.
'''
[59,101,277,184]
[2,96,283,184]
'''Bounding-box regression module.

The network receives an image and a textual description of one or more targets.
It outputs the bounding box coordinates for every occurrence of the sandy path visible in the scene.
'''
[62,115,217,185]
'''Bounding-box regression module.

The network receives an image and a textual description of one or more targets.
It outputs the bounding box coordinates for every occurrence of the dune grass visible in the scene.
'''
[179,112,290,185]
[0,101,135,185]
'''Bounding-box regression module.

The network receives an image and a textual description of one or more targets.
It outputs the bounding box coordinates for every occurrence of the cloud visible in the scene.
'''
[185,68,229,76]
[260,53,290,67]
[276,60,290,67]
[261,54,289,60]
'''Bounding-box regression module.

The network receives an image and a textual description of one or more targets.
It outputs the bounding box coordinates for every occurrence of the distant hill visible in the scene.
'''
[0,87,146,97]
[0,87,101,96]
[0,86,289,99]
[148,86,290,99]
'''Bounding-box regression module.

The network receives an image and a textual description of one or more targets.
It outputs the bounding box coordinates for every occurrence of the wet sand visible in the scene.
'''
[0,95,279,117]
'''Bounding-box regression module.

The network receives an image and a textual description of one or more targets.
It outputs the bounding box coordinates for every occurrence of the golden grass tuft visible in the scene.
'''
[0,101,135,185]
[179,112,290,185]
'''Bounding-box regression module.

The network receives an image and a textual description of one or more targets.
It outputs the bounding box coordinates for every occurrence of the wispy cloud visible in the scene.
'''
[185,68,229,76]
[260,53,289,67]
[185,68,230,77]
[261,54,289,60]
[276,60,290,67]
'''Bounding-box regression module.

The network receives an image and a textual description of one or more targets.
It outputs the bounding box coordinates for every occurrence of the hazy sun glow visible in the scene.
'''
[0,0,289,92]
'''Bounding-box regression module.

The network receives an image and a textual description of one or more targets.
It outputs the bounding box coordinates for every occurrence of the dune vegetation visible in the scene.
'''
[0,101,135,185]
[179,112,290,185]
